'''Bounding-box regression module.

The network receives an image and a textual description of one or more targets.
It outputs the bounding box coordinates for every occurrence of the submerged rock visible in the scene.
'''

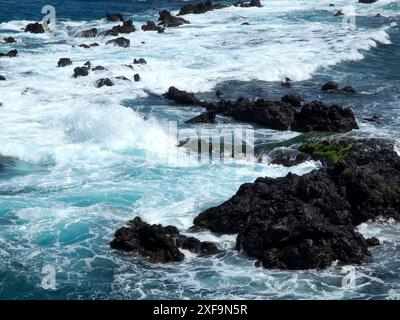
[321,81,356,93]
[158,10,190,27]
[133,58,147,65]
[110,217,219,263]
[193,139,400,269]
[25,22,45,33]
[163,86,200,105]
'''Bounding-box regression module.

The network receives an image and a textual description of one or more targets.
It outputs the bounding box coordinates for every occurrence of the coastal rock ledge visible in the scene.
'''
[193,139,400,269]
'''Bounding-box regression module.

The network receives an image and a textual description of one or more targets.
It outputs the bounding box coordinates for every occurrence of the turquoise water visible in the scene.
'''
[0,0,400,299]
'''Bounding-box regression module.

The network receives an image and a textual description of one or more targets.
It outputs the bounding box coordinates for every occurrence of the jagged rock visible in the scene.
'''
[25,22,45,33]
[141,21,165,33]
[266,148,311,167]
[73,67,89,78]
[96,78,114,88]
[79,28,98,38]
[110,217,219,262]
[185,111,216,124]
[178,1,226,16]
[106,13,124,22]
[322,81,356,93]
[193,139,399,269]
[158,10,190,27]
[92,65,107,71]
[57,58,72,67]
[106,37,130,47]
[163,86,200,105]
[3,36,16,43]
[235,0,262,8]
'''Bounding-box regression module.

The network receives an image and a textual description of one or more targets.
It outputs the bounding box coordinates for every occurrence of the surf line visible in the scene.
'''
[153,304,187,318]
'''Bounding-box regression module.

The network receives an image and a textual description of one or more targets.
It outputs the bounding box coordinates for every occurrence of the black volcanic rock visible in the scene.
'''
[178,1,226,16]
[106,37,130,47]
[57,58,72,67]
[133,58,147,65]
[79,28,98,38]
[0,75,6,81]
[158,10,190,27]
[106,13,124,22]
[25,22,45,33]
[110,217,219,262]
[3,36,16,43]
[164,86,200,105]
[134,74,140,82]
[185,111,216,124]
[281,94,302,108]
[104,19,135,36]
[141,21,165,33]
[322,81,356,93]
[193,139,400,269]
[0,49,17,57]
[96,78,114,88]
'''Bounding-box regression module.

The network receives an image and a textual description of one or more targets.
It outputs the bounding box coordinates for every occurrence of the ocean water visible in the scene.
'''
[0,0,399,300]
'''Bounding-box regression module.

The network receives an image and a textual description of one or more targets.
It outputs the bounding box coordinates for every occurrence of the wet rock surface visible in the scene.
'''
[158,10,190,27]
[193,139,398,269]
[110,217,220,262]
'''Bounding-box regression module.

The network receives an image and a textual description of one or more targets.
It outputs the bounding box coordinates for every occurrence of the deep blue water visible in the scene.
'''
[0,0,400,300]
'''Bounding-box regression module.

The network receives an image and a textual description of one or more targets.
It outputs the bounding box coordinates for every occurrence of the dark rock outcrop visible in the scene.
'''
[359,0,378,3]
[73,67,89,78]
[92,65,107,71]
[96,78,114,88]
[235,0,262,8]
[281,94,302,108]
[3,36,16,43]
[178,1,226,16]
[134,74,140,82]
[106,13,124,22]
[193,139,400,269]
[57,58,72,67]
[158,10,190,27]
[0,75,6,81]
[265,148,311,167]
[79,28,98,38]
[133,58,147,65]
[110,217,219,262]
[106,37,130,47]
[25,22,45,33]
[321,81,356,93]
[163,86,200,105]
[141,21,165,33]
[185,111,216,124]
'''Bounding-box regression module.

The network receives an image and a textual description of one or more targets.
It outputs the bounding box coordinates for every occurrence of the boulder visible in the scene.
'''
[0,49,17,57]
[57,58,72,67]
[178,1,225,16]
[3,36,16,43]
[96,78,114,88]
[193,139,400,269]
[281,94,302,108]
[106,13,124,22]
[292,100,359,133]
[133,58,147,65]
[79,28,98,38]
[104,19,135,36]
[185,111,216,124]
[158,10,190,27]
[92,65,107,71]
[0,75,6,81]
[110,217,219,262]
[164,86,200,105]
[134,74,140,82]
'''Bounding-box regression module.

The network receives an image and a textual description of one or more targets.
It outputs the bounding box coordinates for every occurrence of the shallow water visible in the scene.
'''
[0,0,399,299]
